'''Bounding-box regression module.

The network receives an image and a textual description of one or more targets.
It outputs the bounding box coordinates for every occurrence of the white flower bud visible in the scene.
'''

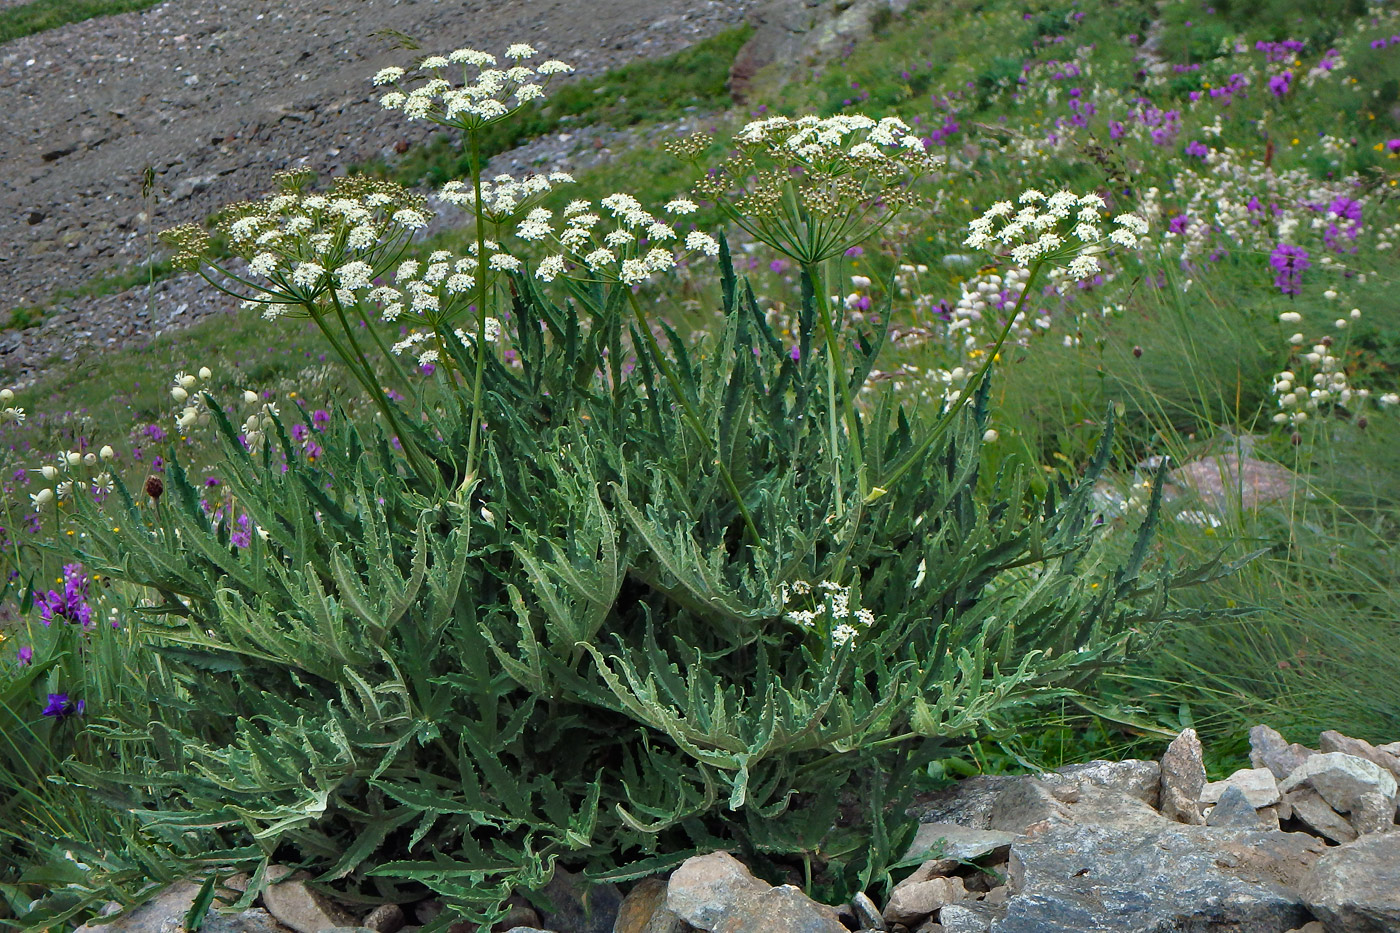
[84,452,97,466]
[983,429,1000,443]
[198,367,212,380]
[243,390,258,404]
[0,389,12,403]
[67,451,82,467]
[41,465,59,481]
[100,445,115,460]
[179,374,198,389]
[171,386,189,402]
[1279,311,1302,324]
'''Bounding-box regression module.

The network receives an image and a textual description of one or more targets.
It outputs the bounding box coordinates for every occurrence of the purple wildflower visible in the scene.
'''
[41,693,84,719]
[1185,140,1210,159]
[1270,244,1310,295]
[1268,72,1292,97]
[17,645,32,665]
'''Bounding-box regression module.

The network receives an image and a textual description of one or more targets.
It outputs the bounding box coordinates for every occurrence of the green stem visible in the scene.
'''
[804,262,868,509]
[625,290,761,548]
[463,130,491,489]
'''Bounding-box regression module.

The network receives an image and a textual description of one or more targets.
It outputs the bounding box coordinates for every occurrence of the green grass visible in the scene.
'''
[0,0,163,44]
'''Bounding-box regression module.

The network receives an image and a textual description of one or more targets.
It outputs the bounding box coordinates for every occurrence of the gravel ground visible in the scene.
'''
[0,0,756,384]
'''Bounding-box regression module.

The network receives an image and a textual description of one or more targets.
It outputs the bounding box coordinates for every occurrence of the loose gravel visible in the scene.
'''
[0,0,755,385]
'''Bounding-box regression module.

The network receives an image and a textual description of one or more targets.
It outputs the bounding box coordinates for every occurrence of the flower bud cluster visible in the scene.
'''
[373,44,573,131]
[29,443,116,510]
[172,367,216,432]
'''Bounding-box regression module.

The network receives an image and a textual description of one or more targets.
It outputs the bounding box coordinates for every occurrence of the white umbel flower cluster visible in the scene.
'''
[439,171,575,223]
[779,579,876,647]
[374,44,574,130]
[522,193,719,286]
[965,190,1148,279]
[735,113,931,164]
[359,246,517,326]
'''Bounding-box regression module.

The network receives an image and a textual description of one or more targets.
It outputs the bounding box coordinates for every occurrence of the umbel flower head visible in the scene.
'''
[675,113,942,265]
[373,44,574,132]
[439,171,575,225]
[964,189,1149,279]
[164,171,431,320]
[519,194,719,286]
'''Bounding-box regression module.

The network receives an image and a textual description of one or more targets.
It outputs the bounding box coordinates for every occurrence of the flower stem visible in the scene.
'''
[463,129,491,490]
[804,262,868,511]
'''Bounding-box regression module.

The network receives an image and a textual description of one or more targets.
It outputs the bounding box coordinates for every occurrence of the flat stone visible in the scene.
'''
[1044,760,1161,808]
[666,852,770,931]
[1280,752,1398,815]
[1207,785,1264,828]
[903,823,1015,862]
[998,823,1326,932]
[361,905,404,933]
[883,877,967,925]
[712,885,847,933]
[910,775,1015,830]
[1159,728,1207,824]
[937,904,994,933]
[849,892,885,930]
[73,881,205,933]
[1285,788,1358,845]
[261,874,354,933]
[1318,731,1400,785]
[1168,452,1295,510]
[988,779,1071,834]
[1301,832,1400,932]
[1202,767,1281,808]
[1250,725,1316,781]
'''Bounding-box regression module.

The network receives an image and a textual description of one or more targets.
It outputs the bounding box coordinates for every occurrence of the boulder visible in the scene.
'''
[1347,792,1396,836]
[712,885,847,933]
[1251,725,1316,781]
[910,775,1015,830]
[1279,752,1398,816]
[1285,788,1359,845]
[903,823,1015,863]
[997,822,1326,932]
[1159,729,1207,825]
[987,778,1071,834]
[1318,731,1400,785]
[1167,452,1295,510]
[1300,832,1400,932]
[666,852,771,931]
[72,881,206,933]
[936,903,996,933]
[1043,760,1161,808]
[1201,768,1281,808]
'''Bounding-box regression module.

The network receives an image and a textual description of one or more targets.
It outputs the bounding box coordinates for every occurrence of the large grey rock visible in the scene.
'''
[1167,453,1296,510]
[1280,752,1398,816]
[994,822,1326,932]
[987,778,1071,834]
[1348,791,1397,835]
[938,903,996,933]
[1044,760,1161,808]
[903,823,1015,863]
[1285,787,1359,844]
[1159,729,1207,825]
[712,885,847,933]
[988,778,1167,837]
[1207,785,1265,828]
[203,910,299,933]
[1317,731,1400,785]
[1301,832,1400,932]
[1202,768,1281,808]
[666,852,770,931]
[911,775,1015,830]
[1251,725,1316,780]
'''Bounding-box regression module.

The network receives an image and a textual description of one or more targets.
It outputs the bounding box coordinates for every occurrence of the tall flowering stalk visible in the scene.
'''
[375,44,575,486]
[871,189,1149,499]
[673,115,940,512]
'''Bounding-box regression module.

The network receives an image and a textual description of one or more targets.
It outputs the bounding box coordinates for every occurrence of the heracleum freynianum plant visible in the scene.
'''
[19,41,1232,929]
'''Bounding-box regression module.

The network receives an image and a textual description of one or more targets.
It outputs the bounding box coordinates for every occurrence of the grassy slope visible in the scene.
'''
[0,0,163,44]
